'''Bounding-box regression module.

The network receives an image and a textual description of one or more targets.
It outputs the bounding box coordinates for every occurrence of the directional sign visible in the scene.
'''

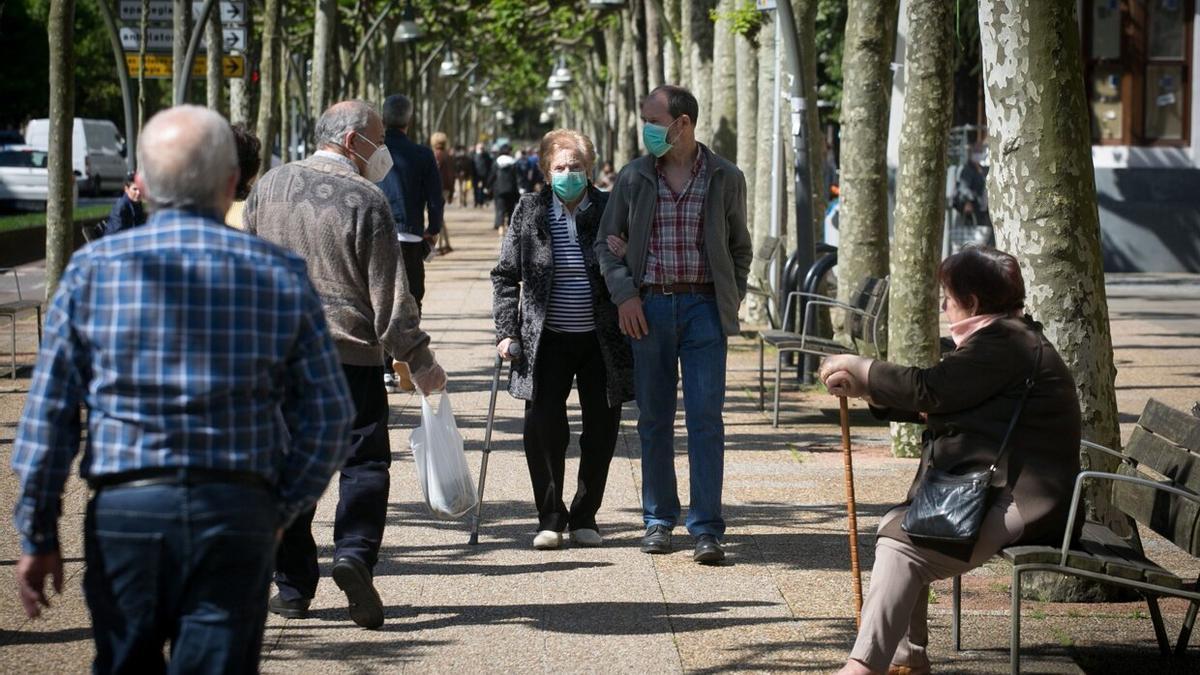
[221,27,246,52]
[119,26,246,53]
[119,1,246,24]
[125,53,245,79]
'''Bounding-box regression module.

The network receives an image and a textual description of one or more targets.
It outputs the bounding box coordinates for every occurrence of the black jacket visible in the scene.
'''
[491,187,634,407]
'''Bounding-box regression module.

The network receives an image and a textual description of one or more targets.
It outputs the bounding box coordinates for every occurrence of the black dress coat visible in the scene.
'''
[868,316,1081,557]
[491,186,635,408]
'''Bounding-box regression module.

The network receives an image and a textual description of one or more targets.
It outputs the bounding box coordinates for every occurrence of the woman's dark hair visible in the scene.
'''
[936,246,1025,315]
[230,124,262,200]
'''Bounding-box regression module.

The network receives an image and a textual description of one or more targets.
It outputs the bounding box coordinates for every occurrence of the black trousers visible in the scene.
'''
[400,240,427,310]
[494,193,518,229]
[274,364,390,601]
[523,329,621,532]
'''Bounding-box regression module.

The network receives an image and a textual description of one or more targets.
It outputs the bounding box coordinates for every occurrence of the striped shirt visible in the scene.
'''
[11,209,355,554]
[544,194,595,333]
[644,149,712,285]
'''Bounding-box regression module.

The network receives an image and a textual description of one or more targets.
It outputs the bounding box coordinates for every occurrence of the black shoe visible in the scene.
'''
[693,534,725,564]
[332,556,384,629]
[641,525,672,554]
[268,592,310,619]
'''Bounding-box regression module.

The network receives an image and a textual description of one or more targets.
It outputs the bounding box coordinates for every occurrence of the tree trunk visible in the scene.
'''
[887,0,954,458]
[791,0,827,244]
[709,0,736,159]
[678,0,692,90]
[837,0,898,340]
[228,0,252,126]
[312,0,336,119]
[205,6,224,112]
[172,0,193,103]
[604,20,621,167]
[687,0,716,142]
[280,65,291,163]
[752,12,776,292]
[46,0,75,301]
[735,26,757,236]
[616,12,636,167]
[645,0,663,90]
[137,0,148,129]
[979,0,1133,602]
[662,0,681,83]
[629,0,647,144]
[256,0,280,177]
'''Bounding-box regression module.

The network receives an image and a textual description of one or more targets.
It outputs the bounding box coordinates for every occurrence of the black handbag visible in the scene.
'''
[901,337,1043,544]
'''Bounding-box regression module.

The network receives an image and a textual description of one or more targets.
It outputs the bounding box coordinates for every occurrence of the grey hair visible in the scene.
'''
[382,94,413,130]
[137,105,236,213]
[314,100,374,147]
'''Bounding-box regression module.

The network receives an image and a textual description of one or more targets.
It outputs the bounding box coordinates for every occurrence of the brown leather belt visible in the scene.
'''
[641,283,716,296]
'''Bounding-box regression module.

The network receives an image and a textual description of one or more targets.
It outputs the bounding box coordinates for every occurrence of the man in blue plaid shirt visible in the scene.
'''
[11,106,355,673]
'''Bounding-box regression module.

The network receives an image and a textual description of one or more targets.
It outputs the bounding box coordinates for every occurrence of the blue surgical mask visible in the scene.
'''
[642,118,678,157]
[551,170,588,202]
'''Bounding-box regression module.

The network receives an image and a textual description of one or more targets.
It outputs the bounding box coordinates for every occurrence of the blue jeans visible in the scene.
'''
[82,481,278,675]
[631,292,727,538]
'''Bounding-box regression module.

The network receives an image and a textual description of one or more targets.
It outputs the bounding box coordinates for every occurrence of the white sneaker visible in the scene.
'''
[532,530,563,550]
[569,528,603,547]
[383,373,398,394]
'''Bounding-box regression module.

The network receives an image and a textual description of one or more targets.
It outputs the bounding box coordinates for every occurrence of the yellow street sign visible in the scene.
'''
[124,53,245,79]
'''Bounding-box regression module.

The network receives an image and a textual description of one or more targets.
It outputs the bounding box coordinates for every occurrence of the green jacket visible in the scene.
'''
[594,145,752,336]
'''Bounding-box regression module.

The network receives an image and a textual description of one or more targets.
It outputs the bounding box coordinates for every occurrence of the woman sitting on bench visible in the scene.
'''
[820,247,1081,675]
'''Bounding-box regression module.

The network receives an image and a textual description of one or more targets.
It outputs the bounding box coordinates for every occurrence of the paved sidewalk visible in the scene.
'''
[1,205,1199,673]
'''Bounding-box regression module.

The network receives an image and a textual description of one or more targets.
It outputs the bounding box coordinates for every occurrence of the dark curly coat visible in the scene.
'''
[491,187,635,407]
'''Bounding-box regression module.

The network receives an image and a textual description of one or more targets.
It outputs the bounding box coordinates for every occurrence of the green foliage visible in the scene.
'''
[814,0,847,125]
[0,0,149,132]
[711,1,762,39]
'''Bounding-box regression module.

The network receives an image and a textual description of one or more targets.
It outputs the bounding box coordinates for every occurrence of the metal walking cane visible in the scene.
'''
[840,395,864,627]
[468,342,519,545]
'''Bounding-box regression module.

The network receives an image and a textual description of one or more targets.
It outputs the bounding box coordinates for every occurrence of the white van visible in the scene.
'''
[24,118,128,195]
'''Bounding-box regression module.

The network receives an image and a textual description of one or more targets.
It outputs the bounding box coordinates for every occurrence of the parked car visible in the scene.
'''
[23,118,127,195]
[0,145,78,212]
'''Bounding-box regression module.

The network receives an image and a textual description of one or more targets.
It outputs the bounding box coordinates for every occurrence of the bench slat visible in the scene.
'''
[1000,525,1184,590]
[1112,463,1200,558]
[1125,425,1200,493]
[1139,398,1200,453]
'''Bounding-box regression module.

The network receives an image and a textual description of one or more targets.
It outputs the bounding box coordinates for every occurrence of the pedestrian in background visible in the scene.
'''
[244,99,447,629]
[472,142,492,208]
[377,94,445,391]
[430,131,456,254]
[487,143,521,236]
[101,171,146,236]
[597,85,751,565]
[12,105,355,673]
[454,144,472,208]
[225,123,262,229]
[492,128,634,551]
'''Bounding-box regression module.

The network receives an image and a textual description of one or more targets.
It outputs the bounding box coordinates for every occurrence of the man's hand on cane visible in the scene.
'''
[819,355,874,399]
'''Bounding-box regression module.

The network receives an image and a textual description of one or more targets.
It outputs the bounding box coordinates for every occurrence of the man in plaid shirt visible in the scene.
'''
[596,85,751,565]
[11,106,354,673]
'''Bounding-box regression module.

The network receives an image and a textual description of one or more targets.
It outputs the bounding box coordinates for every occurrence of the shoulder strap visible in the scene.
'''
[989,332,1045,474]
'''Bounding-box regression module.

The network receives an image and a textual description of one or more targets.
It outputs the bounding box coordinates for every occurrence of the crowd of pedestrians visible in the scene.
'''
[8,77,1078,675]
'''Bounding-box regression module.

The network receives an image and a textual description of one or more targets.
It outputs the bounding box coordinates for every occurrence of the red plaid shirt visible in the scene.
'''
[644,149,712,285]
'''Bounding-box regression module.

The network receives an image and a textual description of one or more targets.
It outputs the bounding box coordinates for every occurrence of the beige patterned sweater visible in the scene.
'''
[243,153,433,372]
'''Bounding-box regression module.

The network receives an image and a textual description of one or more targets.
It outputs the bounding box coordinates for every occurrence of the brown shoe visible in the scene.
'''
[887,665,931,675]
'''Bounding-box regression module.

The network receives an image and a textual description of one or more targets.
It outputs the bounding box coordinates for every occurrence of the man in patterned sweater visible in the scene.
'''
[244,99,447,629]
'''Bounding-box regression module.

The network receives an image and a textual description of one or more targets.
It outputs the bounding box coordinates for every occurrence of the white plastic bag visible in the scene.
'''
[410,392,478,519]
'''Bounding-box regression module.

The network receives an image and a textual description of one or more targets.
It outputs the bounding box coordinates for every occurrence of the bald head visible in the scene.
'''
[136,105,237,215]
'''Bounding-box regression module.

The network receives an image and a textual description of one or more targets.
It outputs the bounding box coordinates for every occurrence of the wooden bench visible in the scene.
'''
[757,276,888,427]
[951,398,1200,672]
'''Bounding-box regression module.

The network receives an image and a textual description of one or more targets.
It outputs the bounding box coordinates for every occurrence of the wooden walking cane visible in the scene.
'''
[840,395,864,627]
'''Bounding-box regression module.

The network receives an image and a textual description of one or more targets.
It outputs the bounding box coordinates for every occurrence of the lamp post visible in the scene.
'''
[392,0,422,95]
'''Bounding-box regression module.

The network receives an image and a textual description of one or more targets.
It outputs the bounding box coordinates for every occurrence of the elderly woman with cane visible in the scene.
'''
[819,247,1081,675]
[491,129,634,550]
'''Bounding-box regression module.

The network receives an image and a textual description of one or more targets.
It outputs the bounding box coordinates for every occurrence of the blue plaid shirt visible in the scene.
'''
[12,209,355,555]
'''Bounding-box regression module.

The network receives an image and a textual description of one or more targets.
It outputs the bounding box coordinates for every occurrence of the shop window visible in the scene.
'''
[1085,0,1193,145]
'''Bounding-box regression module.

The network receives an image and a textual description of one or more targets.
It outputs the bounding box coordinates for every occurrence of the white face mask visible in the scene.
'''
[348,134,393,182]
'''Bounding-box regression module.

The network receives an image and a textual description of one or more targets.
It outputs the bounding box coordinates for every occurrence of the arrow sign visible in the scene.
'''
[222,27,245,52]
[119,26,175,51]
[119,1,246,25]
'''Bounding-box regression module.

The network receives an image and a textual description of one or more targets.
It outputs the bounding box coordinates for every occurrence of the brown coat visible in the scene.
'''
[868,316,1081,557]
